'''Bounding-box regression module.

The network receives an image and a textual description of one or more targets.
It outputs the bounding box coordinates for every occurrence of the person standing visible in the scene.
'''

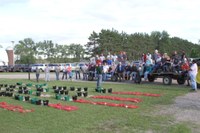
[75,64,81,80]
[35,67,40,82]
[102,62,109,81]
[67,64,72,81]
[55,64,61,80]
[44,64,50,82]
[62,65,67,80]
[112,53,118,63]
[189,60,198,91]
[96,62,103,89]
[80,64,88,80]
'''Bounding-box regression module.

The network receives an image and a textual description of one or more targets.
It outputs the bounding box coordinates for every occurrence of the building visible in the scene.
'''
[0,46,14,66]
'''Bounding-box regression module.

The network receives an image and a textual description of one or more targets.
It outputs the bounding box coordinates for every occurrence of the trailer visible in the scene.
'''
[148,71,186,85]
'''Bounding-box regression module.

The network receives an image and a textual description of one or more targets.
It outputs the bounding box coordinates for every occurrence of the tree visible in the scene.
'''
[14,38,36,64]
[85,31,99,56]
[68,44,85,61]
[37,40,57,62]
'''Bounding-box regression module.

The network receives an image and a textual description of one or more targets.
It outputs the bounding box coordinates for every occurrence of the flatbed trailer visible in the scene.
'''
[148,72,186,85]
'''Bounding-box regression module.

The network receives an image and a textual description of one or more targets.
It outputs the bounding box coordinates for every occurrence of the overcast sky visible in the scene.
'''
[0,0,200,49]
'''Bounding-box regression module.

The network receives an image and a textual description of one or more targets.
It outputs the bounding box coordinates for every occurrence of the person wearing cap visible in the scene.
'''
[189,60,198,91]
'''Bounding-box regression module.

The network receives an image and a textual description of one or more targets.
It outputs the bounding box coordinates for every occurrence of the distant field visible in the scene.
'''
[0,78,191,133]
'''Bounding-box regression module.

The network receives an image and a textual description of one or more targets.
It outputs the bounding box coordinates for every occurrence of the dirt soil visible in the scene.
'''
[155,90,200,133]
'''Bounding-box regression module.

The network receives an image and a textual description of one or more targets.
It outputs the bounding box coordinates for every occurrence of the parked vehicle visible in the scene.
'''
[0,65,8,72]
[76,62,87,71]
[48,63,59,72]
[31,64,45,72]
[11,64,31,72]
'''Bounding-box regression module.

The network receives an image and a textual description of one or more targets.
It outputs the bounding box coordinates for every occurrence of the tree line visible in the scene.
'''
[14,29,200,64]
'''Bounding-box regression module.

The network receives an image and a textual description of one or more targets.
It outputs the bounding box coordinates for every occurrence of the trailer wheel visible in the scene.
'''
[163,76,172,85]
[111,75,118,82]
[177,76,185,85]
[148,74,155,82]
[88,75,94,81]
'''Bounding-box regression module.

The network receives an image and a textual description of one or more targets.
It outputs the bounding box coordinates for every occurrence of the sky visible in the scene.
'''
[0,0,200,50]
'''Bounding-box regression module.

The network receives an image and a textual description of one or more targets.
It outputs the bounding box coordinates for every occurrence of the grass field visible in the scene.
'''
[0,78,191,133]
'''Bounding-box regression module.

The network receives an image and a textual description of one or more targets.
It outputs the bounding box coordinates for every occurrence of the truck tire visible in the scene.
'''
[177,76,186,85]
[148,74,155,82]
[88,75,94,81]
[111,75,118,82]
[163,76,172,85]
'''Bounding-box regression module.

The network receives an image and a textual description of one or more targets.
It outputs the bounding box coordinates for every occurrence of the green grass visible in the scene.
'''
[0,79,191,133]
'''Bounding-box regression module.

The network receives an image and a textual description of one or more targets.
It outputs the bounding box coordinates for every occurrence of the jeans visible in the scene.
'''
[130,72,137,80]
[75,71,80,79]
[123,71,131,80]
[36,74,39,82]
[102,73,107,81]
[68,72,73,79]
[97,74,102,87]
[117,72,123,81]
[144,71,149,80]
[55,72,60,80]
[62,72,67,80]
[190,73,197,90]
[45,73,50,81]
[83,73,88,80]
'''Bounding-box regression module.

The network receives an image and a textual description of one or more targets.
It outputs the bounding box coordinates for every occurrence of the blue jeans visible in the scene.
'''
[83,72,88,80]
[102,73,107,81]
[76,71,80,79]
[144,71,149,80]
[45,73,50,81]
[62,72,67,79]
[131,72,137,80]
[36,74,39,82]
[97,74,102,87]
[190,74,197,90]
[55,72,60,80]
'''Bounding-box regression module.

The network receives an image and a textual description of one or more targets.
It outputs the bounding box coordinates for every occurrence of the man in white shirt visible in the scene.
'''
[44,65,50,81]
[107,52,113,59]
[102,62,109,81]
[99,53,105,62]
[189,60,198,91]
[112,53,118,63]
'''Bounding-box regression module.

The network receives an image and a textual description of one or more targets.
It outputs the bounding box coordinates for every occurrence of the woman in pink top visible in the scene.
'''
[67,65,72,81]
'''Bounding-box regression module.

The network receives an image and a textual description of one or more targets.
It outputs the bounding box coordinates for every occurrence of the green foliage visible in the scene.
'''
[86,29,200,60]
[14,29,200,63]
[14,38,36,64]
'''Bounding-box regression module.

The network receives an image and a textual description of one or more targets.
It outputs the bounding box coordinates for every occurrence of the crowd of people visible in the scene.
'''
[34,50,199,91]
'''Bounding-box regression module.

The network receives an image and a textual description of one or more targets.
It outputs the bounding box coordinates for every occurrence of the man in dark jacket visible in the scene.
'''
[96,63,103,88]
[116,62,125,82]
